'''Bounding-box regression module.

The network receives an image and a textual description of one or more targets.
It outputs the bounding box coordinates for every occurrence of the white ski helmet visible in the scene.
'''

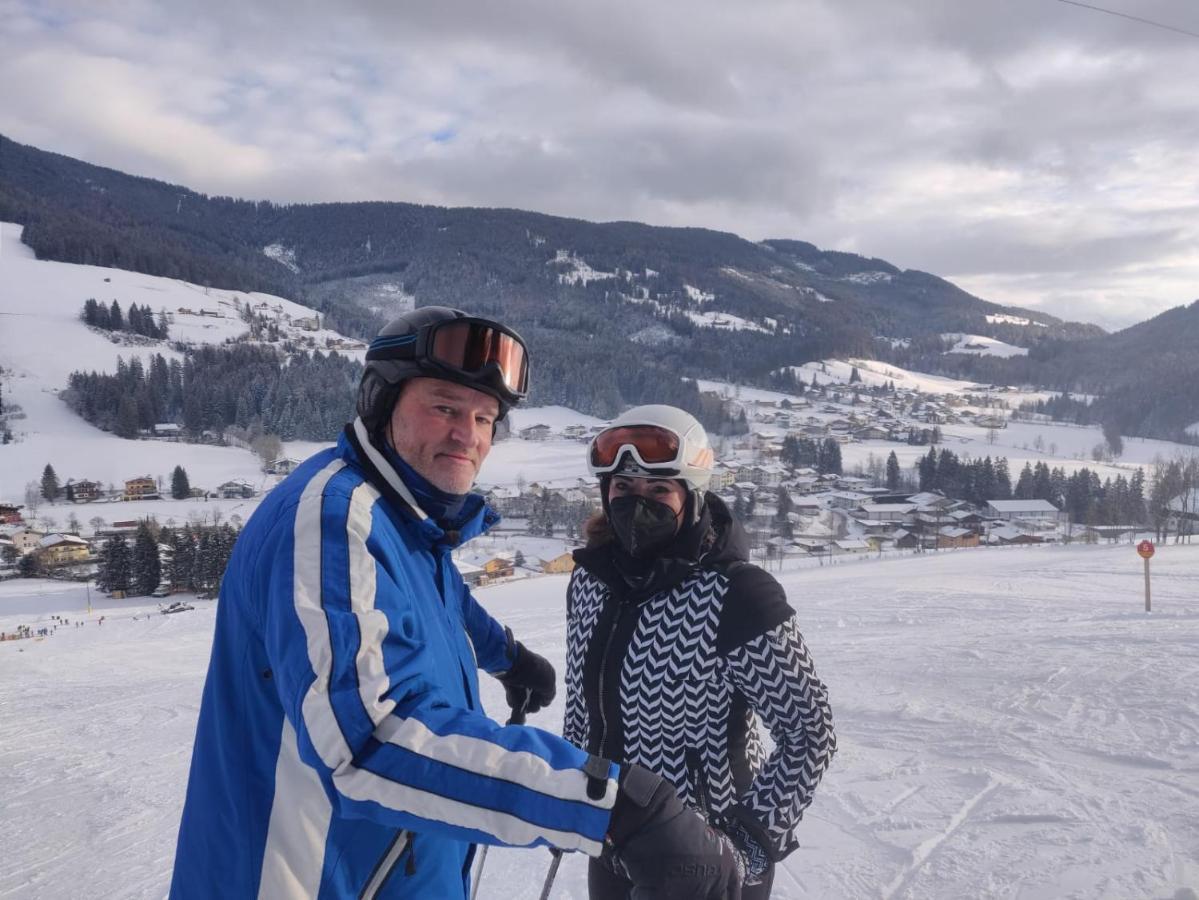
[588,405,714,492]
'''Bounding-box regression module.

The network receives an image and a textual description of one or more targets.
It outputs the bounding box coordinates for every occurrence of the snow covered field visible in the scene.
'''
[2,542,1197,899]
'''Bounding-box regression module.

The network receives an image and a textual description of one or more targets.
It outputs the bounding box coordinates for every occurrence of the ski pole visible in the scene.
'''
[469,691,530,900]
[537,849,563,900]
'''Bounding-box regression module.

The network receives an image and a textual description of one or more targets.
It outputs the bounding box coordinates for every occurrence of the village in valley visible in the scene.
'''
[10,351,1197,622]
[1,217,1196,622]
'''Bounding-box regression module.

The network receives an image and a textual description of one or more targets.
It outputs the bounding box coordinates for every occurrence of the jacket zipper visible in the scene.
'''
[595,602,629,758]
[687,749,711,816]
[359,830,412,900]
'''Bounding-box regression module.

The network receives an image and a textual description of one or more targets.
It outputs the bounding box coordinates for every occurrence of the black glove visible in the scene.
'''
[714,814,771,886]
[495,628,556,714]
[605,763,743,900]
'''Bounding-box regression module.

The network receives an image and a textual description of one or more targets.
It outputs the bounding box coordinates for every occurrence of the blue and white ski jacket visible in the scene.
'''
[171,419,618,899]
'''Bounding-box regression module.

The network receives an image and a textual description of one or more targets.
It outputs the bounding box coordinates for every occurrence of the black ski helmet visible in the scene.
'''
[356,306,530,433]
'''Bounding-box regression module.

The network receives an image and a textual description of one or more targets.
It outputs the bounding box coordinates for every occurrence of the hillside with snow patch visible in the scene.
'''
[0,222,368,505]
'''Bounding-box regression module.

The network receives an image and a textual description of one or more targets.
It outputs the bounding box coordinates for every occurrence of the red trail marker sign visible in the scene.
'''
[1137,540,1154,611]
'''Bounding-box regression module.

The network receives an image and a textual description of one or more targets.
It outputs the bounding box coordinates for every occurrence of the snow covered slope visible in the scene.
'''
[942,333,1030,358]
[2,542,1197,898]
[0,221,361,502]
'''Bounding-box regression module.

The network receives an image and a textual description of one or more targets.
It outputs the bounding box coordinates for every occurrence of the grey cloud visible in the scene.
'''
[4,0,1199,327]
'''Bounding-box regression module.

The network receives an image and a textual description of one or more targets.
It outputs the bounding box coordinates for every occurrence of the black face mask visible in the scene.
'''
[607,495,681,558]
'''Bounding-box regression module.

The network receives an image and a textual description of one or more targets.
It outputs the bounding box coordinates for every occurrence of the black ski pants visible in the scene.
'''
[587,856,775,899]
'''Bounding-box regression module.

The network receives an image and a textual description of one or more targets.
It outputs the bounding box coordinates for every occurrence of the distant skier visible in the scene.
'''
[171,309,742,899]
[563,405,837,898]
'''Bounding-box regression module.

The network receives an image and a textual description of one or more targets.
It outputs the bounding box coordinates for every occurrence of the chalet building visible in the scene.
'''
[519,424,552,441]
[709,467,738,490]
[123,476,160,501]
[985,499,1061,522]
[907,491,956,512]
[539,552,577,575]
[481,555,515,580]
[456,561,485,587]
[854,502,916,523]
[153,423,182,438]
[854,425,891,441]
[10,530,46,555]
[266,457,302,476]
[828,491,870,509]
[0,503,25,524]
[37,533,92,567]
[94,521,141,539]
[794,539,829,555]
[69,480,102,502]
[832,539,870,555]
[936,527,980,549]
[216,480,256,499]
[988,525,1045,545]
[1167,488,1199,524]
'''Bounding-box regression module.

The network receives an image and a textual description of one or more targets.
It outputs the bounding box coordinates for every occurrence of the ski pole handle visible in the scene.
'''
[508,687,531,726]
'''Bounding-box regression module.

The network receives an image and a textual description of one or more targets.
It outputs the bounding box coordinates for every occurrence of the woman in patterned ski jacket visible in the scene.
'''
[563,405,837,899]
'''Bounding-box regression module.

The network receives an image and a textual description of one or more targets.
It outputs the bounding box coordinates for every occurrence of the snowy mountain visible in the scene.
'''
[1,132,1109,424]
[3,213,1193,536]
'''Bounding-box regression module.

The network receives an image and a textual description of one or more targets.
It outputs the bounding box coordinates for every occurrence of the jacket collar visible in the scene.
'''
[342,418,499,547]
[573,493,748,602]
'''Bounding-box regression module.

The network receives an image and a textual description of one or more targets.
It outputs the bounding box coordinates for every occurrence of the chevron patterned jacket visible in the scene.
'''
[563,493,836,861]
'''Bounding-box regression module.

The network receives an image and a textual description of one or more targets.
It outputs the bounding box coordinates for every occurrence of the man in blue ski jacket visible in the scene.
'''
[170,307,744,899]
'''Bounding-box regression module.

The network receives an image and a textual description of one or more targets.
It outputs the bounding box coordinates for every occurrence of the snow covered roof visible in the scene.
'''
[1167,488,1199,513]
[906,491,948,506]
[986,499,1059,513]
[859,502,916,514]
[39,533,90,548]
[938,527,974,539]
[834,539,871,551]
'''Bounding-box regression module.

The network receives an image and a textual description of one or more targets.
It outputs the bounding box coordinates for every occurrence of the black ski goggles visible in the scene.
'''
[368,317,530,403]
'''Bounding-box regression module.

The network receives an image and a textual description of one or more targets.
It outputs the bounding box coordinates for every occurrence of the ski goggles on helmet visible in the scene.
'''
[589,424,713,476]
[367,317,529,404]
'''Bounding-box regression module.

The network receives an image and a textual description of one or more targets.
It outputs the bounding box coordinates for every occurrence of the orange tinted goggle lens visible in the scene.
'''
[431,321,529,393]
[591,425,681,468]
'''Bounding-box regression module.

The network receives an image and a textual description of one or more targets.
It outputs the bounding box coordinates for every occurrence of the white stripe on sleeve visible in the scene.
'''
[292,460,611,853]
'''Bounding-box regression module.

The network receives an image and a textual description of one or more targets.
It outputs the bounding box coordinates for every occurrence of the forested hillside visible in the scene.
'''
[5,133,1197,440]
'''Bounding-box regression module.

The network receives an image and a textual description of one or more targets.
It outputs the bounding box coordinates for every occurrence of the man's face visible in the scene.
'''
[387,377,499,493]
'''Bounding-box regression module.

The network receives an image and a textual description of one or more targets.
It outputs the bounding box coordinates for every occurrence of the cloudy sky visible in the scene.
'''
[3,0,1198,330]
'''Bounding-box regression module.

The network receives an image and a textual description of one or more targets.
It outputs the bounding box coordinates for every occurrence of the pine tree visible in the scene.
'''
[995,457,1013,500]
[171,465,191,500]
[41,464,60,501]
[818,438,842,475]
[849,366,861,384]
[131,522,161,596]
[918,448,937,491]
[98,535,131,594]
[886,451,901,491]
[116,395,139,438]
[1014,462,1034,499]
[109,300,124,331]
[170,529,197,593]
